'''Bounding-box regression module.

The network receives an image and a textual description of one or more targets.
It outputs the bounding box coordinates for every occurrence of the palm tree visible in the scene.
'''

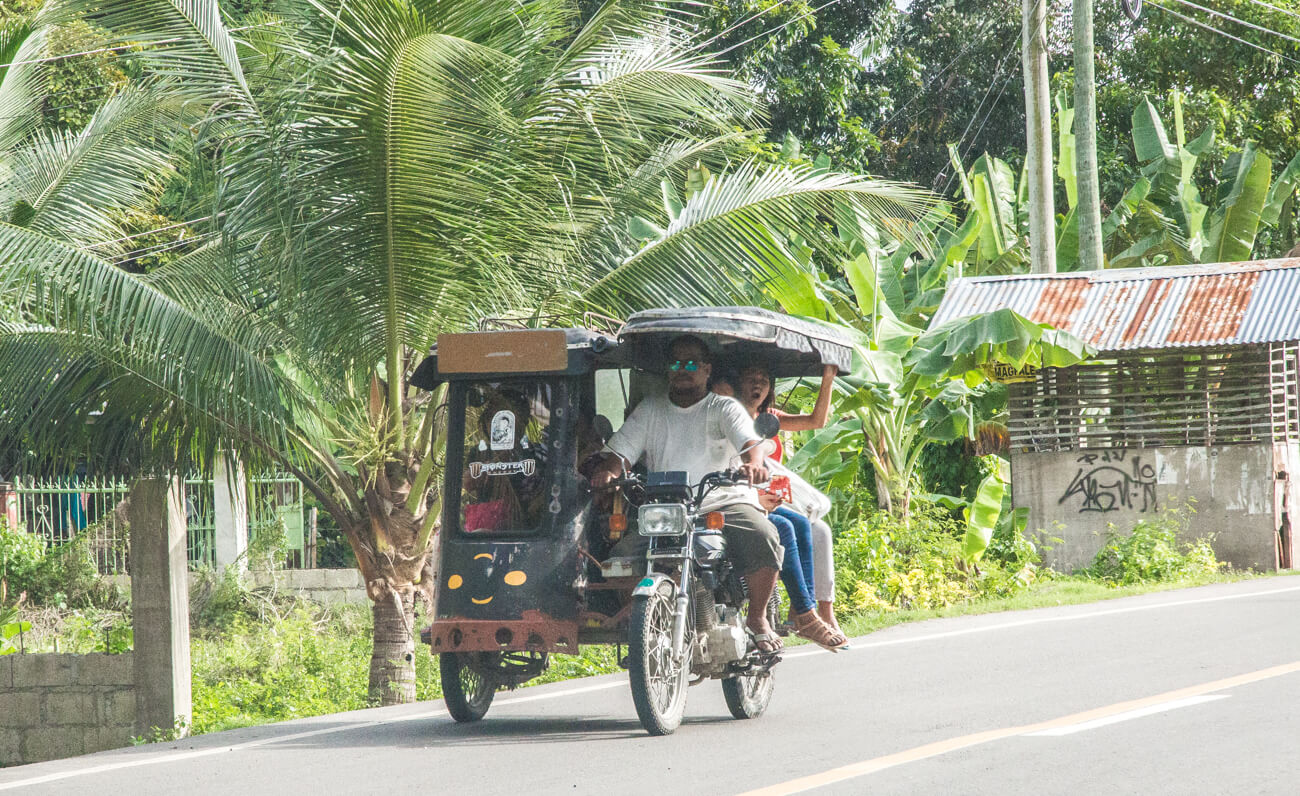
[0,0,932,703]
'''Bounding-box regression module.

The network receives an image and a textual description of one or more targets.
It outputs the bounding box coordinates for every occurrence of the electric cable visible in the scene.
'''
[875,2,1020,137]
[1,19,283,71]
[937,34,1021,195]
[1245,0,1300,24]
[1162,0,1300,46]
[1148,1,1300,64]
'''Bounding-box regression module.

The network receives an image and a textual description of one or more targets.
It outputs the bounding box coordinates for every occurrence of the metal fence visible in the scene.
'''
[11,474,304,574]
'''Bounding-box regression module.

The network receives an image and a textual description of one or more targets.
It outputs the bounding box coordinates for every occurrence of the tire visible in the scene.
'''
[440,652,496,723]
[722,592,777,719]
[627,580,691,736]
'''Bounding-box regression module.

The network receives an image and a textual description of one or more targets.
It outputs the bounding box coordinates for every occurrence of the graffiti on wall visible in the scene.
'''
[1058,450,1158,513]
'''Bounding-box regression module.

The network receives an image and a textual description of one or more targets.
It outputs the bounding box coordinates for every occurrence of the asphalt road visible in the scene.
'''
[4,576,1299,795]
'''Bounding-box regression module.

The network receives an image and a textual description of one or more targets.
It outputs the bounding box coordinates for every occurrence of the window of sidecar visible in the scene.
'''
[450,378,567,537]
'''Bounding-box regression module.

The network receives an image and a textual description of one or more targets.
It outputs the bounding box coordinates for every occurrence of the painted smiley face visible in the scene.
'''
[446,552,527,605]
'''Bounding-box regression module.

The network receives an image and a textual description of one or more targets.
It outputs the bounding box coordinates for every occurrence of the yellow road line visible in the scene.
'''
[738,660,1300,796]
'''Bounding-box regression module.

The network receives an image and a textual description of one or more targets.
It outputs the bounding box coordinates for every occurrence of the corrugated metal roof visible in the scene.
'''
[930,258,1300,352]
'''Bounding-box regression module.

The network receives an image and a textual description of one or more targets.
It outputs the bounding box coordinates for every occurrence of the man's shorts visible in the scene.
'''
[718,502,782,574]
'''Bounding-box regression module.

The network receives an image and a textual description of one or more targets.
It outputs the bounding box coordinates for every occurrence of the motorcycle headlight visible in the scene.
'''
[638,504,688,536]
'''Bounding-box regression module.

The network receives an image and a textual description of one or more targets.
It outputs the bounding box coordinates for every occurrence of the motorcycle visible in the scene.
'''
[412,306,852,735]
[605,415,783,734]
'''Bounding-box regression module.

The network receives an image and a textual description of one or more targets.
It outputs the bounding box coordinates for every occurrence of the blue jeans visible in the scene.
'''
[768,505,815,615]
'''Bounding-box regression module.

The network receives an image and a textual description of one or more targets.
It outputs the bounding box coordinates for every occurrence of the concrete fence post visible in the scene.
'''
[213,452,248,570]
[128,477,191,737]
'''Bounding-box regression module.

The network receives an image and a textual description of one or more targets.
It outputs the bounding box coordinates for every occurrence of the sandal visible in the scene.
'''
[747,629,784,655]
[792,611,849,652]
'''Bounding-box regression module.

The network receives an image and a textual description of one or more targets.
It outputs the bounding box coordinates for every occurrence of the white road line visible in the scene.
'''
[2,580,1296,790]
[1023,695,1229,736]
[836,582,1300,653]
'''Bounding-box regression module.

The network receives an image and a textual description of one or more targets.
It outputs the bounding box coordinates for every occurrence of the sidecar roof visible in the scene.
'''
[618,306,853,378]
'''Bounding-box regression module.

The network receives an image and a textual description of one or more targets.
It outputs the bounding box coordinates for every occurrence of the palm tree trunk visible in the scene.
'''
[368,588,416,705]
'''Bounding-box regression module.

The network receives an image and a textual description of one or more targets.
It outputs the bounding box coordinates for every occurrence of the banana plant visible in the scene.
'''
[1105,91,1278,268]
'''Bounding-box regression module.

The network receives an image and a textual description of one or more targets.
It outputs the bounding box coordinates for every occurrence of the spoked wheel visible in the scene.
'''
[723,592,778,719]
[440,652,497,723]
[628,580,692,736]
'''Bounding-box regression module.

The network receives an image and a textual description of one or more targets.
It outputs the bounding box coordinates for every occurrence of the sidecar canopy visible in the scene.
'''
[618,306,853,378]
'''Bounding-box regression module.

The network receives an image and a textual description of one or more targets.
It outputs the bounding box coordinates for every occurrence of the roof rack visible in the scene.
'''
[476,311,623,337]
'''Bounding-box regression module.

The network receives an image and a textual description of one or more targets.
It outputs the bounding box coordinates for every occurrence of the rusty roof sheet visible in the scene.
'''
[930,258,1300,352]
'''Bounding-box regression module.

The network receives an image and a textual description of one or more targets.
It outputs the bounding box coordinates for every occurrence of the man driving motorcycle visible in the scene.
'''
[590,335,785,653]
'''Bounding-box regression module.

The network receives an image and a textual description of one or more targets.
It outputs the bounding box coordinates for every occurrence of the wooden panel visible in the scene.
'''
[437,330,569,374]
[1009,349,1275,451]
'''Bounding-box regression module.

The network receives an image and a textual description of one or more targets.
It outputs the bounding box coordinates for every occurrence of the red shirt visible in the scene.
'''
[768,409,789,462]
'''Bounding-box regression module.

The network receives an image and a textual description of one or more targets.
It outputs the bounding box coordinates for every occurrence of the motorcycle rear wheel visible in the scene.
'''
[722,594,777,719]
[440,652,497,723]
[628,581,691,736]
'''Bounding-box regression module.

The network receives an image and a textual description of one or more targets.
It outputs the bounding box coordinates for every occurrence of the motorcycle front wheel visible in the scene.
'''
[627,580,691,736]
[440,651,497,723]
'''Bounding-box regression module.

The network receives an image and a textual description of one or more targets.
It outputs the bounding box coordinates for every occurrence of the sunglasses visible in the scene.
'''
[668,359,702,372]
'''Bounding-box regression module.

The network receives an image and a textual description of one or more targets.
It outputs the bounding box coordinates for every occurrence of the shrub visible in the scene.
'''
[832,499,1045,616]
[0,523,120,609]
[1085,506,1221,585]
[0,520,44,594]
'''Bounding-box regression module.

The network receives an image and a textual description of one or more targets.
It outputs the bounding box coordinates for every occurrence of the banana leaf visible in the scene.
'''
[1206,143,1271,263]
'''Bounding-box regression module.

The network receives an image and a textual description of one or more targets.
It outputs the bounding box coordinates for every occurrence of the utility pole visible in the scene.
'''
[1074,0,1104,270]
[1022,0,1056,273]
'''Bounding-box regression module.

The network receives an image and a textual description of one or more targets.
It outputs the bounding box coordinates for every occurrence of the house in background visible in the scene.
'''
[933,258,1300,572]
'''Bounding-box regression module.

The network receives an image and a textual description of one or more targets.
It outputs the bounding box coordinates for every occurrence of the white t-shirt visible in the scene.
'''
[605,392,761,511]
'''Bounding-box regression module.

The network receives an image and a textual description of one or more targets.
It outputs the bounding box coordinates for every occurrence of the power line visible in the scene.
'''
[1148,1,1300,65]
[1163,0,1300,47]
[939,37,1021,195]
[1245,0,1300,26]
[875,5,1019,137]
[86,216,216,249]
[711,0,844,59]
[2,20,282,70]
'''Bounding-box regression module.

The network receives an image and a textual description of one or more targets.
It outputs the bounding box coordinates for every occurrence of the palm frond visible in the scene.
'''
[582,162,935,312]
[57,0,250,98]
[0,11,47,151]
[0,84,183,248]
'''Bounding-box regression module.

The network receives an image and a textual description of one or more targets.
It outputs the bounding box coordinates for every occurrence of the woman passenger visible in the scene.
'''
[711,369,847,652]
[733,361,845,640]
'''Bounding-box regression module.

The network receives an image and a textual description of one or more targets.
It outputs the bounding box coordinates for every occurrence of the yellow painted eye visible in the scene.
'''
[447,574,463,590]
[503,570,526,586]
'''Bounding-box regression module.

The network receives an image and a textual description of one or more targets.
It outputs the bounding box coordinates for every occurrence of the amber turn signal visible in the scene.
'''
[705,511,725,530]
[608,513,627,540]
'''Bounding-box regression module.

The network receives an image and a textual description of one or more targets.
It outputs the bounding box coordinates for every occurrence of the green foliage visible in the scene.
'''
[130,716,189,746]
[832,501,1040,615]
[0,519,43,589]
[1086,506,1222,586]
[42,19,129,130]
[189,601,619,735]
[0,590,31,655]
[0,523,119,609]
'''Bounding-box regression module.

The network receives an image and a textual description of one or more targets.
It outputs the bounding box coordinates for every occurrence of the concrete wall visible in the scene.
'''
[248,568,367,604]
[106,568,368,605]
[0,653,135,766]
[1012,443,1277,572]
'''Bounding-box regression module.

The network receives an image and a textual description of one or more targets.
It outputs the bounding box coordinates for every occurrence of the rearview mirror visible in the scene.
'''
[753,412,781,440]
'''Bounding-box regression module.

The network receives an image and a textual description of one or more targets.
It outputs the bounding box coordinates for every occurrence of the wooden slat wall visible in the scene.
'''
[1008,349,1281,452]
[1269,341,1300,442]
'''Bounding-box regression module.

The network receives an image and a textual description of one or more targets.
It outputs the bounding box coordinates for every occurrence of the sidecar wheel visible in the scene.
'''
[441,652,496,723]
[628,582,690,736]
